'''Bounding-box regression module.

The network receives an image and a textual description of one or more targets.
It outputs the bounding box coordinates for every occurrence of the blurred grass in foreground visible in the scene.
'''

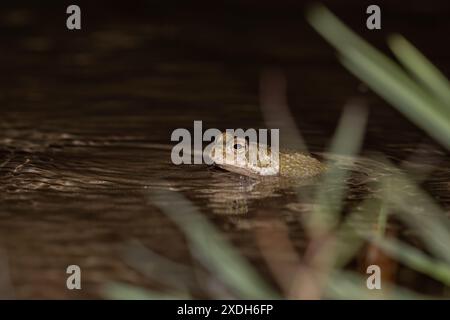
[306,4,450,150]
[105,4,450,299]
[106,108,448,300]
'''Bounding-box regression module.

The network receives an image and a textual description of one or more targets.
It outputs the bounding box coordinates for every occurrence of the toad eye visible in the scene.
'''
[233,143,243,150]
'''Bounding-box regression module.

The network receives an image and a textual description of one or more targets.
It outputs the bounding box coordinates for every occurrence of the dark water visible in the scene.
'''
[0,2,449,298]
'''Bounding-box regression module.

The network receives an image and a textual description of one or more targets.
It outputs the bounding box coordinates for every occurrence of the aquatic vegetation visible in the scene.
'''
[306,4,450,150]
[105,4,450,299]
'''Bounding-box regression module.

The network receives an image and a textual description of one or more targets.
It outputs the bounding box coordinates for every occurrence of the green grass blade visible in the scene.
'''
[388,34,450,106]
[306,4,423,89]
[325,271,431,299]
[380,174,450,264]
[331,198,384,268]
[369,236,450,286]
[308,104,367,233]
[340,51,450,149]
[307,4,450,150]
[150,190,279,299]
[104,282,190,300]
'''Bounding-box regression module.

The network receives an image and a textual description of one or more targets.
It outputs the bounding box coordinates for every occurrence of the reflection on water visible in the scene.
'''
[1,110,449,298]
[0,4,449,298]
